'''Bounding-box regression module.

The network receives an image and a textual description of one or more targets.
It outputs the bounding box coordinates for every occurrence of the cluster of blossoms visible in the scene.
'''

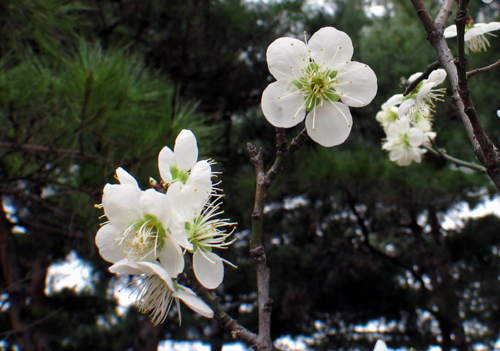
[95,130,236,324]
[261,26,377,147]
[444,17,500,55]
[376,69,447,166]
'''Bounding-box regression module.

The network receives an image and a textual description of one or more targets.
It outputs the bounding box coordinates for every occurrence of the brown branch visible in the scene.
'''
[0,141,109,163]
[403,60,441,96]
[467,59,500,79]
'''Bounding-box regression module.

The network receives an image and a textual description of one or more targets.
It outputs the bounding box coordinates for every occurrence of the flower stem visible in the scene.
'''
[423,144,486,173]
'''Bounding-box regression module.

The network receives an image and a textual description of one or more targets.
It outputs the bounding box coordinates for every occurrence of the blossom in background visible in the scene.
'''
[383,69,446,120]
[261,26,377,147]
[373,340,389,351]
[167,182,236,289]
[376,105,398,132]
[382,117,428,166]
[95,167,185,276]
[444,18,500,54]
[158,129,212,197]
[109,260,213,325]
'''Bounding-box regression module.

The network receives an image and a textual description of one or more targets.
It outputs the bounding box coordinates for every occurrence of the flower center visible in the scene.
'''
[293,62,339,112]
[122,215,166,259]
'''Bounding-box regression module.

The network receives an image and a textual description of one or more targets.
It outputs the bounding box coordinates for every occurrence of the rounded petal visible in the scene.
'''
[158,146,175,182]
[96,224,125,263]
[465,22,500,40]
[102,183,142,225]
[137,261,174,291]
[444,25,457,38]
[426,69,447,85]
[115,167,139,186]
[157,235,185,278]
[335,61,378,107]
[308,27,354,69]
[261,81,306,128]
[305,102,353,147]
[167,182,206,222]
[109,259,145,275]
[397,98,416,118]
[168,217,193,250]
[407,128,424,147]
[186,160,212,200]
[408,72,422,82]
[174,287,214,318]
[416,83,434,104]
[382,94,404,109]
[174,130,198,171]
[139,189,171,227]
[193,250,224,289]
[266,37,308,82]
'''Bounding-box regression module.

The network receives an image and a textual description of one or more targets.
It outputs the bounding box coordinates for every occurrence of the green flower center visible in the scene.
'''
[169,165,190,184]
[125,214,167,258]
[292,62,339,112]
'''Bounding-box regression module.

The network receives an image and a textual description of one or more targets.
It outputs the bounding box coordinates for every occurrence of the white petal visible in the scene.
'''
[335,61,377,107]
[426,69,447,85]
[102,184,143,225]
[115,167,139,186]
[174,287,214,318]
[261,81,306,128]
[397,98,416,118]
[139,189,171,227]
[408,72,422,82]
[167,182,206,222]
[444,25,457,38]
[157,235,185,277]
[305,102,353,147]
[373,340,388,351]
[174,130,198,171]
[158,146,175,182]
[168,217,194,250]
[416,83,434,104]
[382,94,404,109]
[408,128,424,147]
[266,37,308,82]
[308,27,354,69]
[466,22,500,39]
[137,261,174,291]
[186,160,212,200]
[193,250,224,289]
[95,224,125,263]
[109,259,145,275]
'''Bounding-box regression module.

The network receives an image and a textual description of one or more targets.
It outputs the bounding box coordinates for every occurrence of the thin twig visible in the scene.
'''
[423,144,486,173]
[403,60,441,96]
[467,59,500,79]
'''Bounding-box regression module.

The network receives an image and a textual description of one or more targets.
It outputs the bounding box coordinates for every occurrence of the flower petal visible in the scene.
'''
[137,261,175,291]
[174,287,214,318]
[426,69,447,85]
[158,146,175,182]
[109,259,145,275]
[261,81,306,128]
[444,25,457,38]
[138,189,171,227]
[266,37,308,82]
[157,235,184,278]
[174,130,198,171]
[102,183,142,225]
[95,224,124,263]
[382,94,404,109]
[193,250,224,289]
[186,160,212,200]
[115,167,139,186]
[374,340,388,351]
[335,61,378,107]
[398,98,416,118]
[308,27,354,69]
[305,102,353,147]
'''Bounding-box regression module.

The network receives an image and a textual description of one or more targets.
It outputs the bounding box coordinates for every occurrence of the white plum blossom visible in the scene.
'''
[383,69,447,120]
[109,260,213,325]
[167,182,236,289]
[444,19,500,54]
[95,167,184,277]
[261,26,377,147]
[382,117,428,166]
[158,129,212,197]
[375,105,398,132]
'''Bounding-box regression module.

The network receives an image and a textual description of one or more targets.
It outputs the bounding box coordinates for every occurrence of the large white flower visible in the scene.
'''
[382,117,427,166]
[95,167,184,277]
[261,26,377,147]
[167,182,236,290]
[158,129,212,197]
[109,260,213,324]
[383,69,446,120]
[444,19,500,54]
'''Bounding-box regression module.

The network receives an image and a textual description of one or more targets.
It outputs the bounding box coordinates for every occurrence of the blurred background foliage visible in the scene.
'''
[1,0,500,350]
